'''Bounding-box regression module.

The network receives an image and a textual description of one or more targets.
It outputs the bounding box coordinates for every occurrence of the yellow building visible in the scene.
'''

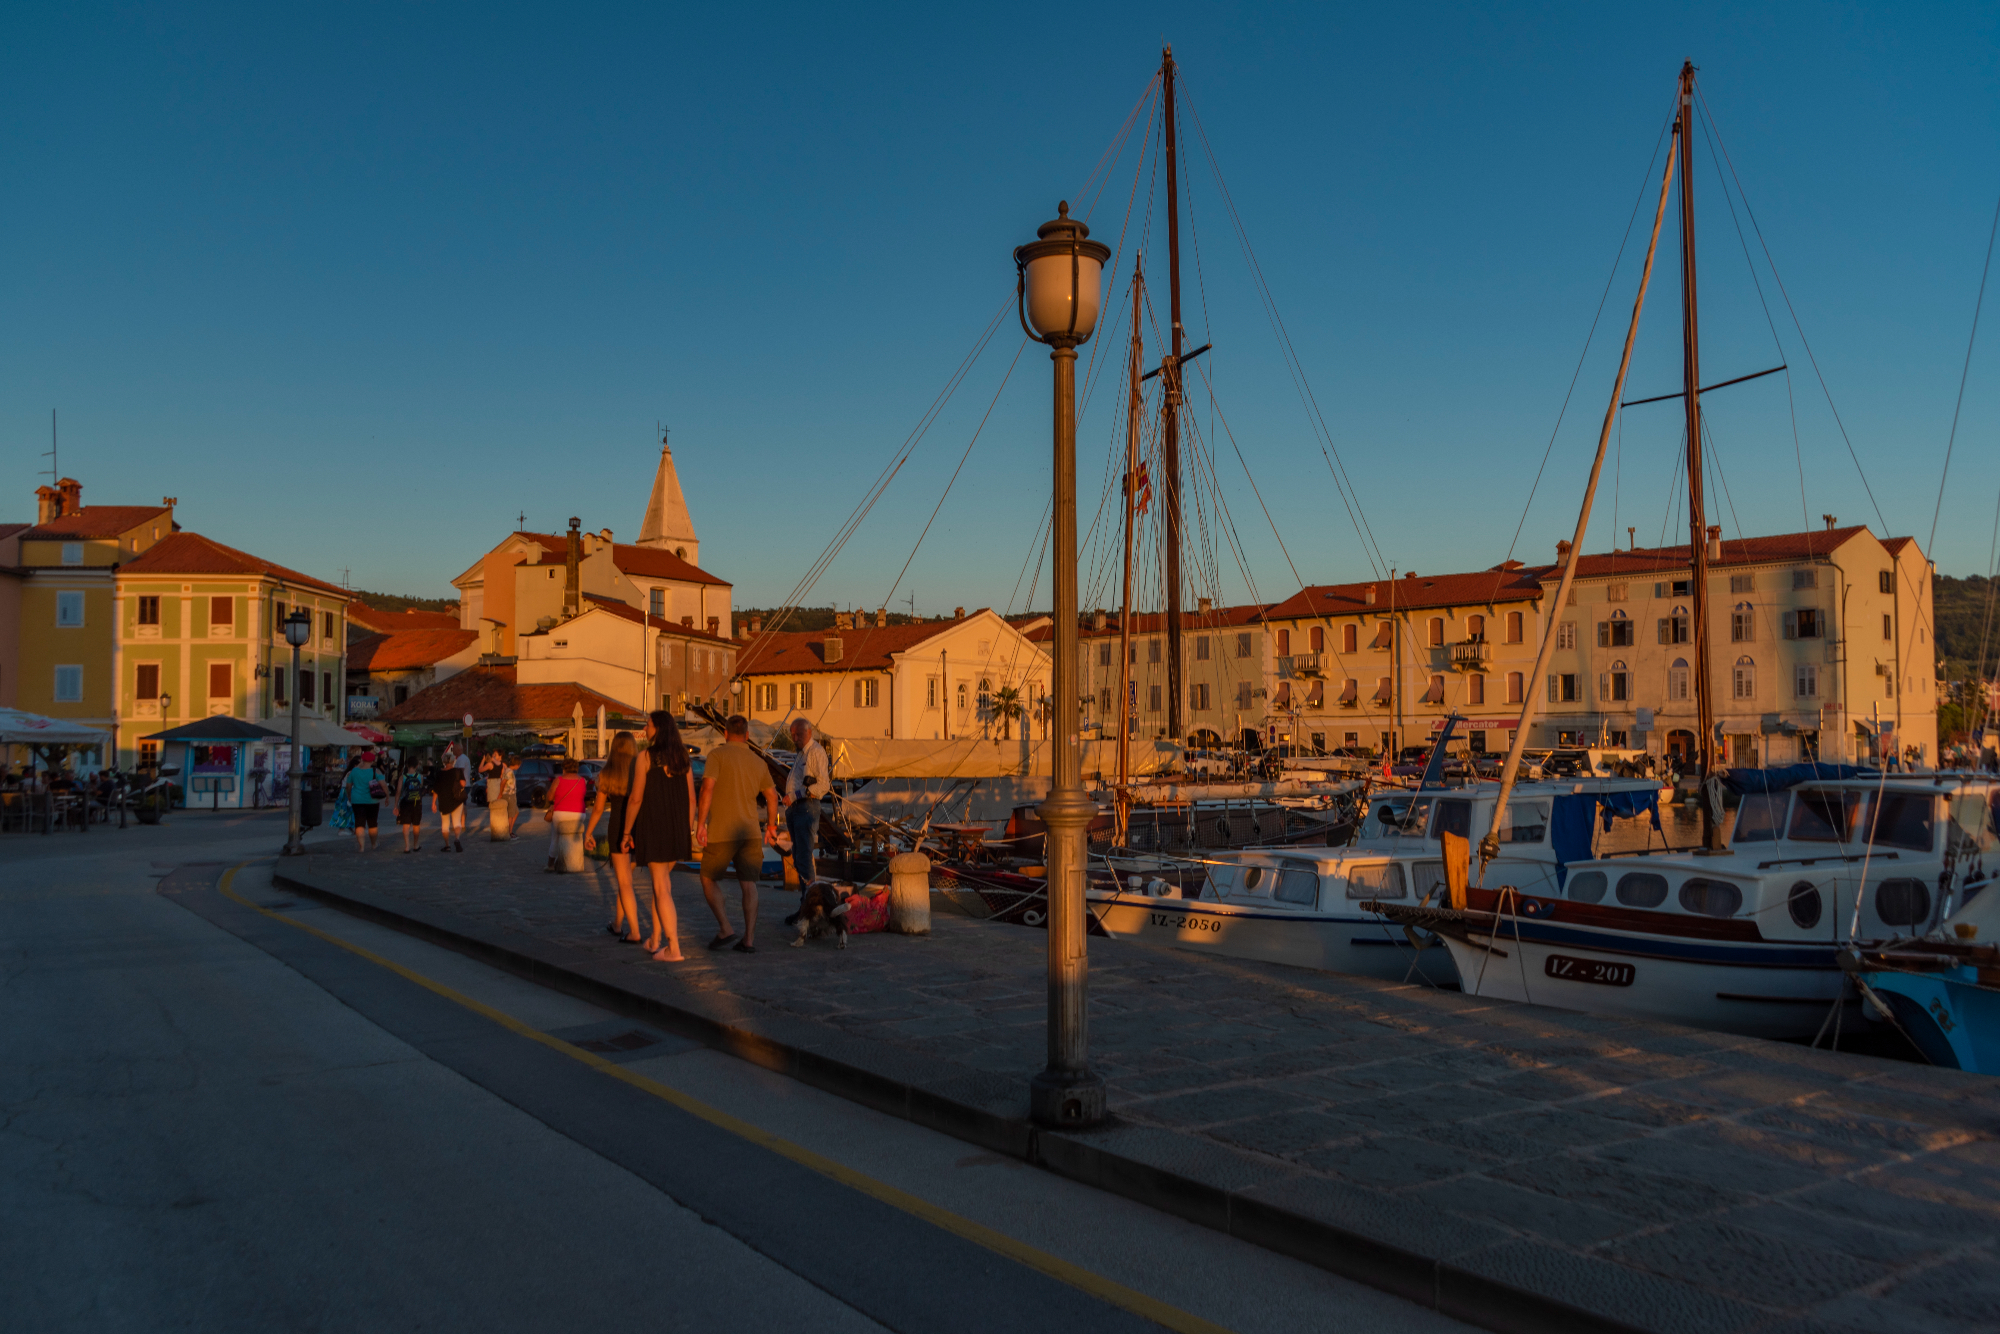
[15,481,178,762]
[114,533,352,771]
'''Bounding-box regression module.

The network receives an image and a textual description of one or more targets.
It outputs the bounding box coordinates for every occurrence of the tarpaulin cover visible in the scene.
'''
[1550,793,1598,889]
[1599,790,1663,833]
[1723,763,1877,794]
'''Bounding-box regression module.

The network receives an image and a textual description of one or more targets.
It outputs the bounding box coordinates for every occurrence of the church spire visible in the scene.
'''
[636,426,699,563]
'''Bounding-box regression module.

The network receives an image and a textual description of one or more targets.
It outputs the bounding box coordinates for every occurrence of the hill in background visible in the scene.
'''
[353,590,460,616]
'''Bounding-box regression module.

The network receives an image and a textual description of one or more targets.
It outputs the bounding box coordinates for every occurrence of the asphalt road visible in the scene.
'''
[0,811,1474,1333]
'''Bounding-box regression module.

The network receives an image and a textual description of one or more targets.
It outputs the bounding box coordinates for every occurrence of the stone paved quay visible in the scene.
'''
[273,823,2000,1334]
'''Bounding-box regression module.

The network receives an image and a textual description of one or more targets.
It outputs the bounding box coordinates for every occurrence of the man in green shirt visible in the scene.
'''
[696,713,779,952]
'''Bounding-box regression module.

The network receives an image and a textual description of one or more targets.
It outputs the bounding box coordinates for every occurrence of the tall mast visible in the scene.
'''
[1161,45,1186,743]
[1676,60,1722,851]
[1115,257,1143,844]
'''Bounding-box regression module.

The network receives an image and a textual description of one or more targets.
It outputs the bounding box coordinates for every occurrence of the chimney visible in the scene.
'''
[706,616,720,637]
[35,486,60,525]
[954,606,965,619]
[56,478,81,517]
[1823,513,1837,531]
[681,616,694,628]
[823,634,843,664]
[1555,540,1572,570]
[749,616,763,634]
[599,527,613,544]
[1092,610,1107,631]
[1404,570,1417,579]
[1706,525,1722,561]
[1197,596,1213,613]
[1365,586,1377,606]
[563,517,582,618]
[875,607,887,628]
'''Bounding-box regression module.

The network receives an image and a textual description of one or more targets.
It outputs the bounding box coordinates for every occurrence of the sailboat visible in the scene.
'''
[1369,64,2000,1039]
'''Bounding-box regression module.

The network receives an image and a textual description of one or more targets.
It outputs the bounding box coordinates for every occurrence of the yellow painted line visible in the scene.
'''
[218,863,1230,1334]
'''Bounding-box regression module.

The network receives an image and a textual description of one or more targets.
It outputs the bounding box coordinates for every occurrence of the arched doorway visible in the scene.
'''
[1187,728,1223,749]
[1239,728,1262,752]
[1666,729,1696,760]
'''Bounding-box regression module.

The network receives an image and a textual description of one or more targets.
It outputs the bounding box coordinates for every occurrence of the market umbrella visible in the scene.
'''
[0,708,113,746]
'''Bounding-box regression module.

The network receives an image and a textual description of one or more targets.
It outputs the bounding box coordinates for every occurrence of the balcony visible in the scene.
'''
[1449,640,1492,672]
[1282,652,1323,678]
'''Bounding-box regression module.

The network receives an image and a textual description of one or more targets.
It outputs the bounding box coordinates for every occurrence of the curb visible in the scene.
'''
[275,867,1649,1334]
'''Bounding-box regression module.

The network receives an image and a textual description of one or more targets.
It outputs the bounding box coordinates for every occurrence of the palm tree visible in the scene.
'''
[991,685,1024,740]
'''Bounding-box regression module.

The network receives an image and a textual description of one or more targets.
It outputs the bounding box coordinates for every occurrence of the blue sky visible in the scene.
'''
[4,3,1997,613]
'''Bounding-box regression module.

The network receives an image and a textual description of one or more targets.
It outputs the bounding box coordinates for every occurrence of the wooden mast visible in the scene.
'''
[1115,256,1144,845]
[1676,60,1723,851]
[1161,45,1186,744]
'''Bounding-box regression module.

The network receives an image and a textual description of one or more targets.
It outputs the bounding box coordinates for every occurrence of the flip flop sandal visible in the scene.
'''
[732,941,758,954]
[706,934,740,951]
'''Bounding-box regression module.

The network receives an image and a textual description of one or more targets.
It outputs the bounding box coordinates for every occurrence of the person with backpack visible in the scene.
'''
[395,761,429,852]
[340,751,389,852]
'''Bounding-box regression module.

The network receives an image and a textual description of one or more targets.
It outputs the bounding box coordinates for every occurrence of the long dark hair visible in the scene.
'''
[599,731,638,796]
[648,709,690,776]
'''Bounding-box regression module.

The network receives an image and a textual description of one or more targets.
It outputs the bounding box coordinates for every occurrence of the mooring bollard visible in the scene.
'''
[888,851,932,935]
[557,814,587,872]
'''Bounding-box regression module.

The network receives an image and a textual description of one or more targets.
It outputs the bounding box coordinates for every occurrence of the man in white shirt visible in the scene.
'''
[783,718,830,884]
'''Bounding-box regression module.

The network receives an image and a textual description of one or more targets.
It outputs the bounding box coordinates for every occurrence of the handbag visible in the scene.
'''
[366,771,388,801]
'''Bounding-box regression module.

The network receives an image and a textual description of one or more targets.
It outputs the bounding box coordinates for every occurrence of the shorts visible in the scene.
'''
[351,802,380,829]
[397,799,422,826]
[700,836,763,882]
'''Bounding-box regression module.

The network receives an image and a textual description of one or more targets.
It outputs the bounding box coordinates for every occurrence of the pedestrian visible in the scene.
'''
[543,759,588,872]
[339,751,389,851]
[432,752,468,853]
[622,711,696,961]
[331,755,357,834]
[396,761,428,852]
[480,747,505,834]
[585,731,641,941]
[693,713,778,954]
[782,717,830,884]
[500,752,521,838]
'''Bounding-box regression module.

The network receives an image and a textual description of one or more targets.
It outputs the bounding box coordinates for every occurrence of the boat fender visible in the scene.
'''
[1147,877,1176,898]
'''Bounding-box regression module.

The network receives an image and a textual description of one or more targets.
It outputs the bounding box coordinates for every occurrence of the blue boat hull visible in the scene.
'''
[1860,971,2000,1073]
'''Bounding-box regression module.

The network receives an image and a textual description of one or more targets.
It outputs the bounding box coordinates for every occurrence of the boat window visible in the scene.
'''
[1867,793,1937,853]
[1360,797,1414,839]
[1345,863,1407,899]
[1788,789,1860,843]
[1204,864,1239,896]
[1615,871,1669,908]
[1678,877,1742,918]
[1567,870,1607,904]
[1874,878,1931,928]
[1498,800,1548,844]
[1948,792,2000,856]
[1429,799,1473,841]
[1237,865,1272,897]
[1731,793,1788,843]
[1412,861,1448,902]
[1275,866,1320,906]
[1787,881,1823,929]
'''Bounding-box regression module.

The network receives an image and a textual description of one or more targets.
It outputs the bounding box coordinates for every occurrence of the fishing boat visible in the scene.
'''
[1371,63,1994,1039]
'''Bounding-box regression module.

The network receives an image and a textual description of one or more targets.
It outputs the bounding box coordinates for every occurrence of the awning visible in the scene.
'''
[0,708,113,746]
[141,716,287,743]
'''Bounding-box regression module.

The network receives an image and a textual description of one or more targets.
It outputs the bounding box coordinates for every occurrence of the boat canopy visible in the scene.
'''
[1723,763,1878,794]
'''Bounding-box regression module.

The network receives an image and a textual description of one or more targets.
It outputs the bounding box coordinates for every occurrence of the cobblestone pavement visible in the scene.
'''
[280,817,2000,1334]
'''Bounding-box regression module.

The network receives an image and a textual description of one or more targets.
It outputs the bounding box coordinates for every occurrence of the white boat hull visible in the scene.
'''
[1439,927,1854,1041]
[1093,893,1459,986]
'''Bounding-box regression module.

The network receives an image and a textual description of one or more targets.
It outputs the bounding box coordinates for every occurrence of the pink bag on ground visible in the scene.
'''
[842,890,891,935]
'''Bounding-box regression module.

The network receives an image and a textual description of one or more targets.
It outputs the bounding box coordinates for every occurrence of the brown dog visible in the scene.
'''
[790,881,852,949]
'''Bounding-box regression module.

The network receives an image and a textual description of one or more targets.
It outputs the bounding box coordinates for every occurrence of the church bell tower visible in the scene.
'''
[636,427,699,565]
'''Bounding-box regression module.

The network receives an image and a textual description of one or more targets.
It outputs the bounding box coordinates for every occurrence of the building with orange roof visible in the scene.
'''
[347,603,461,637]
[344,626,481,717]
[111,531,354,773]
[734,607,1048,741]
[511,596,738,737]
[377,664,634,754]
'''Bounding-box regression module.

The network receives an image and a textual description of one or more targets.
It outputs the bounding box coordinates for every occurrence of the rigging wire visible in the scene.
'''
[1512,98,1676,565]
[1693,99,1816,555]
[1175,74,1387,579]
[1694,80,1889,537]
[1928,190,2000,557]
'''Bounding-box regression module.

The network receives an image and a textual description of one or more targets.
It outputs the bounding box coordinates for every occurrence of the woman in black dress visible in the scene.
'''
[622,710,695,962]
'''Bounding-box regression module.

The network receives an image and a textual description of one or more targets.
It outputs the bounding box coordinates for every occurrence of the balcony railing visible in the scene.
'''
[1449,640,1491,671]
[1284,652,1323,678]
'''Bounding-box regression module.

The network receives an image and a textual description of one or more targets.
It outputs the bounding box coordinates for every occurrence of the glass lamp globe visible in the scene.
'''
[1014,202,1111,345]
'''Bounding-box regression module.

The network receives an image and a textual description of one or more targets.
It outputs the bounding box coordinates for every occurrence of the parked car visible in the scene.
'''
[1182,749,1238,777]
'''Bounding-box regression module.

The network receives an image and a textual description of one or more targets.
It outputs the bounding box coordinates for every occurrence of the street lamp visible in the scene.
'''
[282,608,312,856]
[1015,201,1111,1127]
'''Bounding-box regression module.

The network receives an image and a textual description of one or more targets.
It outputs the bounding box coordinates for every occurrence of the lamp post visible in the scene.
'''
[282,608,312,855]
[1015,201,1111,1127]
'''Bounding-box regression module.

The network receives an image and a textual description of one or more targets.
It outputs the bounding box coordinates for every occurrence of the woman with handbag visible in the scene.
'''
[340,751,389,852]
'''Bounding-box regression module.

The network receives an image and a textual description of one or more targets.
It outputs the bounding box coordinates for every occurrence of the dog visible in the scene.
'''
[790,881,853,949]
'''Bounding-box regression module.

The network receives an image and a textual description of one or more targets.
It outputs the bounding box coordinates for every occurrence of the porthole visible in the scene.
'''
[1615,872,1669,908]
[1242,866,1264,891]
[1567,870,1607,904]
[1875,878,1931,928]
[1678,877,1742,918]
[1787,881,1822,929]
